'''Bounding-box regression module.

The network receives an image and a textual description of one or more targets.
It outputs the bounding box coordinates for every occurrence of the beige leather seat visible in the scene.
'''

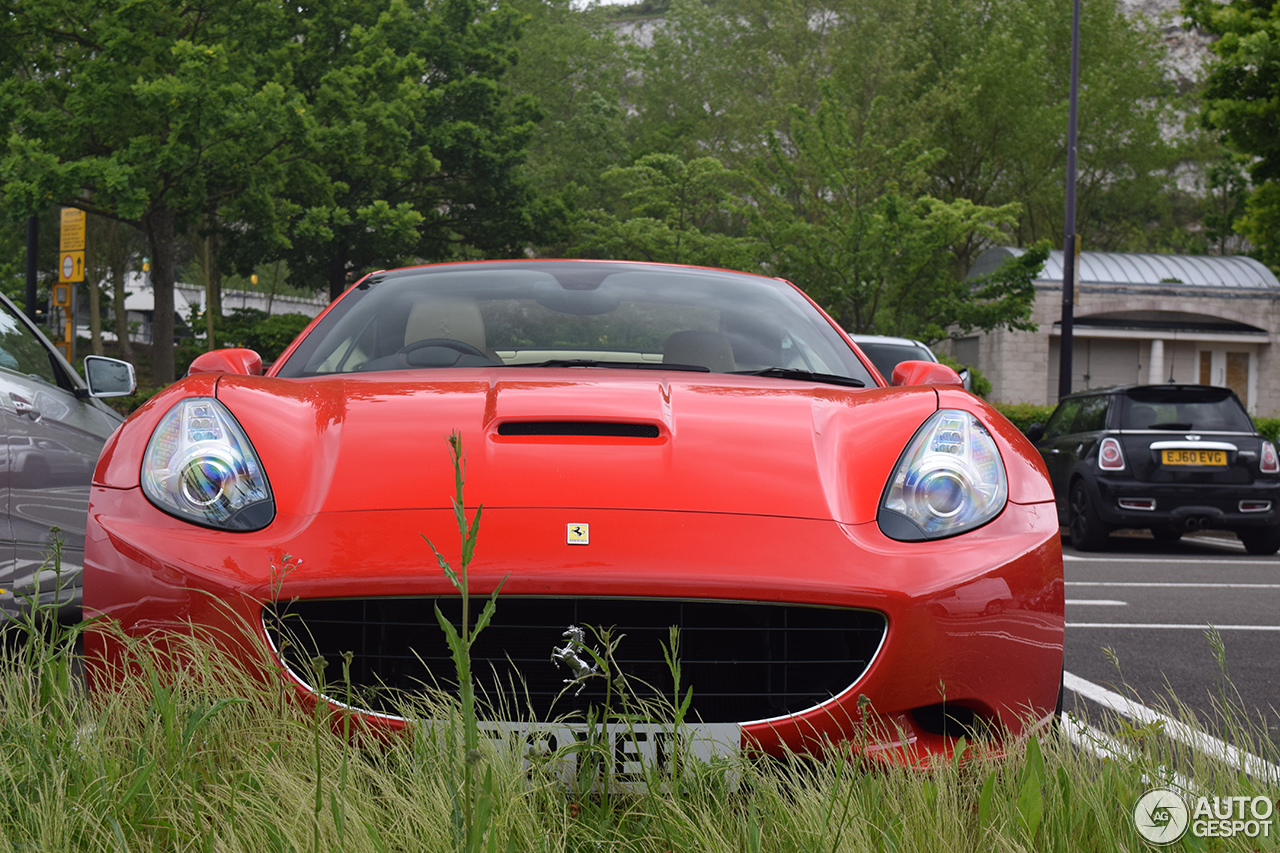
[663,330,736,373]
[403,299,496,358]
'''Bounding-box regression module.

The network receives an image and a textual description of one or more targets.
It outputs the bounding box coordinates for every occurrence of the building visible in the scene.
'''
[947,248,1280,415]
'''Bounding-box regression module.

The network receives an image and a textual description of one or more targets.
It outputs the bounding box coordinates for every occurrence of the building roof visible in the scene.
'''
[969,247,1280,291]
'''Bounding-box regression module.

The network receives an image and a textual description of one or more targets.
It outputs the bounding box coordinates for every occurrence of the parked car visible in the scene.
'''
[1026,384,1280,554]
[85,260,1063,763]
[0,292,135,620]
[851,334,972,391]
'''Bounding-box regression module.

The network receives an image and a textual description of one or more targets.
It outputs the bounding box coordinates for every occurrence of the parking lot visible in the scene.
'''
[1062,529,1280,744]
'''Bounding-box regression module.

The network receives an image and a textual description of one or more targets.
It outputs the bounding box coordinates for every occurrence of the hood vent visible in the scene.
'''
[497,421,660,438]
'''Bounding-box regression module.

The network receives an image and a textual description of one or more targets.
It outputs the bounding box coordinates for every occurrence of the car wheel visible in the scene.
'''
[1238,526,1280,556]
[1068,481,1110,551]
[1151,526,1183,542]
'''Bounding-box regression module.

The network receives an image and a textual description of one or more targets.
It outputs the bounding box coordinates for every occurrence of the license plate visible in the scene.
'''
[478,721,741,790]
[1162,449,1226,466]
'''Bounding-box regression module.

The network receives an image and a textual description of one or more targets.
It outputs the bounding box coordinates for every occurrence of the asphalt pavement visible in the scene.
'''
[1061,529,1280,742]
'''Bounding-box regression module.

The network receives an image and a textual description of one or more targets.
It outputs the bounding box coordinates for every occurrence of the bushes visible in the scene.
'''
[992,402,1055,433]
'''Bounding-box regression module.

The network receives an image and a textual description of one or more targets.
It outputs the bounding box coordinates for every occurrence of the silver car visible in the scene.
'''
[0,292,134,619]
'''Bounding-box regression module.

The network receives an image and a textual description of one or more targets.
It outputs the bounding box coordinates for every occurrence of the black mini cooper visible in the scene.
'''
[1027,385,1280,554]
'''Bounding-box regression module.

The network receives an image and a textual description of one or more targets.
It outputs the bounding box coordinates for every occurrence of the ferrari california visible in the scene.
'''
[84,260,1063,764]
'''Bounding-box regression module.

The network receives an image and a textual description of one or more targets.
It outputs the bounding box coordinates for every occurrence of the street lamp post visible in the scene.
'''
[1059,0,1083,401]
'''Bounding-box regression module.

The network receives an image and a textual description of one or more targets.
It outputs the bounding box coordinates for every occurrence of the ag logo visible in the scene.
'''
[567,523,590,545]
[1135,788,1190,845]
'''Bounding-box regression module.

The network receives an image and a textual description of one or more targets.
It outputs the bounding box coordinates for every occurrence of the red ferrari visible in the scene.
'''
[85,260,1063,764]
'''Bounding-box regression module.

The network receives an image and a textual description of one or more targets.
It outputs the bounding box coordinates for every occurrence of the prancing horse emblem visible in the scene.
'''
[551,625,598,694]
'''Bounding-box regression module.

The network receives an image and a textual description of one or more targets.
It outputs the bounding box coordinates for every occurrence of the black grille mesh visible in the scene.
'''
[497,421,660,438]
[265,597,885,722]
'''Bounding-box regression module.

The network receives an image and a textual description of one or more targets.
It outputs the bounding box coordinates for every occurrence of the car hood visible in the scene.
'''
[206,370,945,525]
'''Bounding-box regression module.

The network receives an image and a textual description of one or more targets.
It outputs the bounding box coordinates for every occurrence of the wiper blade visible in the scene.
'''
[521,359,710,372]
[734,367,865,388]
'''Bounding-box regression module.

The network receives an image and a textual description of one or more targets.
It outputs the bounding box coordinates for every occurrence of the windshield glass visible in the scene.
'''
[275,262,875,386]
[854,342,934,379]
[1119,387,1254,432]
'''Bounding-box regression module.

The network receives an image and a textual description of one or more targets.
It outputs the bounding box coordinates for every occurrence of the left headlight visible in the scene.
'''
[878,409,1008,541]
[142,397,275,531]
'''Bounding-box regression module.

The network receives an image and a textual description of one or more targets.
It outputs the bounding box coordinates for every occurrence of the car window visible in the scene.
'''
[1070,395,1110,433]
[855,342,934,379]
[1041,398,1082,441]
[0,301,59,386]
[1119,388,1253,432]
[278,263,876,386]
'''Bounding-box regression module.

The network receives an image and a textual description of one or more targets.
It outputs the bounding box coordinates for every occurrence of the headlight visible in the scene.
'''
[142,397,274,530]
[878,409,1007,541]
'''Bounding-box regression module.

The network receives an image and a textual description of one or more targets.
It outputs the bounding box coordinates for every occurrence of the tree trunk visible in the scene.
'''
[201,227,221,350]
[328,254,348,302]
[111,262,134,365]
[145,206,178,385]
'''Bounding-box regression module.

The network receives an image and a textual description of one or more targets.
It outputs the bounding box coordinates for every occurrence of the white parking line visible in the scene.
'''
[1067,623,1280,631]
[1067,581,1280,589]
[1064,599,1127,606]
[1065,554,1278,565]
[1059,714,1196,795]
[1063,671,1280,782]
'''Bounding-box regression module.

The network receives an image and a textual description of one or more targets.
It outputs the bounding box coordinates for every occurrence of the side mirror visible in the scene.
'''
[890,360,964,387]
[187,348,264,377]
[83,356,137,398]
[958,367,972,392]
[1025,423,1045,443]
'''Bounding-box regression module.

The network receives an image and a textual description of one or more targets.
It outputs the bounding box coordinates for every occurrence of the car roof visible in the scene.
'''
[849,334,932,348]
[1061,384,1238,398]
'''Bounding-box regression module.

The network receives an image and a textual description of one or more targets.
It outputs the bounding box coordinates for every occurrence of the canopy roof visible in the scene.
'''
[969,247,1280,291]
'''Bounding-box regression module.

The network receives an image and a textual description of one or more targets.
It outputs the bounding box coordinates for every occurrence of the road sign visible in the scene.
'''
[58,251,84,283]
[60,208,86,253]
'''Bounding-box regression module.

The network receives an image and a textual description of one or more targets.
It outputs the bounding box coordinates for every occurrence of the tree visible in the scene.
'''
[1184,0,1280,267]
[221,0,546,301]
[746,92,1037,341]
[573,154,760,267]
[0,0,298,384]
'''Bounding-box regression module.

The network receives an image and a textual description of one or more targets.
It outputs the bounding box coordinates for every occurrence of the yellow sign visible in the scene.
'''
[58,251,85,283]
[60,208,86,253]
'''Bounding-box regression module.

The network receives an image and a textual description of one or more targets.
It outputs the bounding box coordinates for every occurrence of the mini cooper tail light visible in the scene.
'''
[1098,437,1126,471]
[142,397,274,530]
[878,409,1008,541]
[1262,441,1279,474]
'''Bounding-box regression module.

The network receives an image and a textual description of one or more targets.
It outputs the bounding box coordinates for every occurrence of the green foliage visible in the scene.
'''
[1185,0,1280,268]
[1253,416,1280,444]
[176,308,313,375]
[993,401,1057,432]
[574,153,760,268]
[936,353,992,399]
[746,89,1032,339]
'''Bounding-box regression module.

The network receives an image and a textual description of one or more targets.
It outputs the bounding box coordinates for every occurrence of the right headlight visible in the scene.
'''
[878,409,1008,541]
[141,397,275,531]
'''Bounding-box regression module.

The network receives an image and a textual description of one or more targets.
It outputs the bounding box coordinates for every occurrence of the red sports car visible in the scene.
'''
[84,260,1062,764]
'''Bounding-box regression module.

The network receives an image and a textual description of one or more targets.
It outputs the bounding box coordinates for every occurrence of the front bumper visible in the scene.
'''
[1092,476,1280,530]
[84,486,1063,763]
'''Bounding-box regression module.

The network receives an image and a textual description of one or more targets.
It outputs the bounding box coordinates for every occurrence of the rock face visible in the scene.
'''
[1119,0,1216,92]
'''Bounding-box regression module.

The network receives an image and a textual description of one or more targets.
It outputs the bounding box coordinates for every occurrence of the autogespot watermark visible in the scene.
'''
[1134,788,1277,844]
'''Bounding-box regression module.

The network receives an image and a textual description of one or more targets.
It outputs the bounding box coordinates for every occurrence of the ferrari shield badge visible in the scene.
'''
[567,523,589,545]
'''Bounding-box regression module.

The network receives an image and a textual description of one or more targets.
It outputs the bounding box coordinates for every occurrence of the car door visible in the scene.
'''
[0,298,122,617]
[1036,397,1083,514]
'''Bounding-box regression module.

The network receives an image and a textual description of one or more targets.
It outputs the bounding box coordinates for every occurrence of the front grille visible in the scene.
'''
[264,597,885,723]
[497,421,660,438]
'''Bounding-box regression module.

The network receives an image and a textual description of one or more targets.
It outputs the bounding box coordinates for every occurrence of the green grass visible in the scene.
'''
[2,619,1278,851]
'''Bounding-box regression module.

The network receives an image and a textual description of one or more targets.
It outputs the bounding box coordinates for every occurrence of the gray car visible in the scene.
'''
[0,293,135,619]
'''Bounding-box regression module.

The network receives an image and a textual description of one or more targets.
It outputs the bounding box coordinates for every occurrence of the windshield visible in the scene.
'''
[1119,387,1254,432]
[275,262,876,386]
[854,342,934,379]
